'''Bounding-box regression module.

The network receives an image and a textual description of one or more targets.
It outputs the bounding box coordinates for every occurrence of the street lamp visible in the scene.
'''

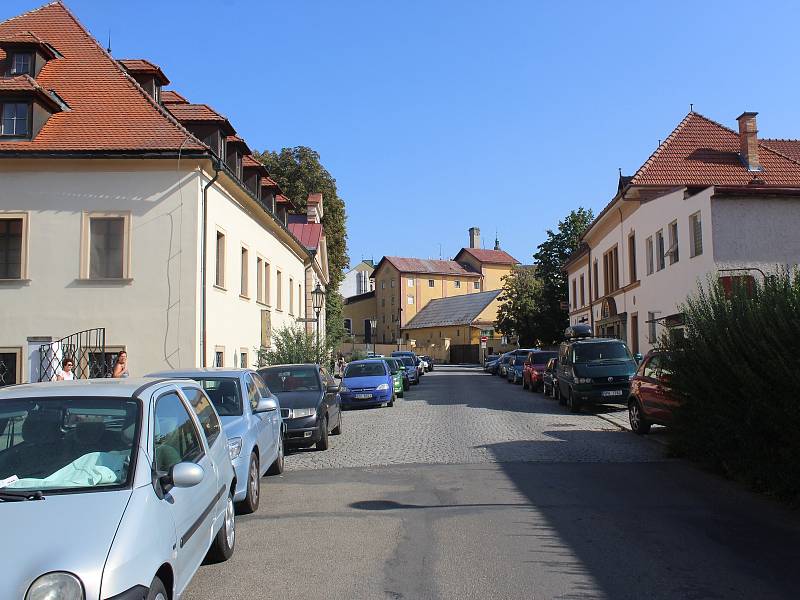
[369,318,377,356]
[311,283,325,364]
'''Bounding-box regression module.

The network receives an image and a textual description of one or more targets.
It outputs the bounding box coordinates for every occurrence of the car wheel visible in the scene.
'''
[556,384,565,405]
[146,576,169,600]
[388,393,395,407]
[629,400,652,435]
[331,411,343,435]
[206,490,236,563]
[266,435,284,475]
[316,416,330,451]
[403,381,410,391]
[567,390,580,413]
[236,453,260,515]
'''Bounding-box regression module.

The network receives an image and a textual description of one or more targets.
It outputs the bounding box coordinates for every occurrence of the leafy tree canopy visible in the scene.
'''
[495,266,542,346]
[257,147,349,346]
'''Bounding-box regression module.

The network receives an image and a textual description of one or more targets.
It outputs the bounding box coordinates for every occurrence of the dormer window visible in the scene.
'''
[1,102,30,137]
[10,52,33,76]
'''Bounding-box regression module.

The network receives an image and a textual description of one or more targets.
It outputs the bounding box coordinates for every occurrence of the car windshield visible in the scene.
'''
[530,352,558,365]
[400,357,416,367]
[345,362,386,378]
[0,396,139,494]
[192,378,243,416]
[259,367,320,392]
[574,342,632,363]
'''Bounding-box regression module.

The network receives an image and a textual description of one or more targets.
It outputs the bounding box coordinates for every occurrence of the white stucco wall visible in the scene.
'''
[204,177,307,369]
[0,159,201,380]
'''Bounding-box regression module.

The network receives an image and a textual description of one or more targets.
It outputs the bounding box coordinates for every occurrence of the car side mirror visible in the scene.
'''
[327,383,340,393]
[633,353,643,364]
[254,396,279,413]
[168,462,204,489]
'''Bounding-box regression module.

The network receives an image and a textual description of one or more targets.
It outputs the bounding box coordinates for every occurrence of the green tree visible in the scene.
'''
[495,266,542,346]
[257,147,349,347]
[531,207,594,345]
[256,324,321,367]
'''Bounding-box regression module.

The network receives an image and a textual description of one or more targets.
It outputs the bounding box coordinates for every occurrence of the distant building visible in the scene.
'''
[565,110,800,355]
[341,259,374,298]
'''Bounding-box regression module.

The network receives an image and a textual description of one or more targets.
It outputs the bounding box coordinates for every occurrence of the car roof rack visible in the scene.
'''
[564,324,593,340]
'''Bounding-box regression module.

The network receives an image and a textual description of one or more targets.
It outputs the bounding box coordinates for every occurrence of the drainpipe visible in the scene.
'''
[201,160,222,367]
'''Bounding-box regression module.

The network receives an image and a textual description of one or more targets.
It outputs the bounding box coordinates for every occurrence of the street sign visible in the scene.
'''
[480,340,487,349]
[480,335,488,343]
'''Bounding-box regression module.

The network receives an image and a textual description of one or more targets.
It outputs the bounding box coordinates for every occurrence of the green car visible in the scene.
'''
[382,357,406,398]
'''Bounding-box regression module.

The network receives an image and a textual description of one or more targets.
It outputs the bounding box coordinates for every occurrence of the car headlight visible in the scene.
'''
[339,385,350,393]
[291,408,316,419]
[575,377,593,384]
[376,383,389,391]
[26,572,84,600]
[227,437,243,460]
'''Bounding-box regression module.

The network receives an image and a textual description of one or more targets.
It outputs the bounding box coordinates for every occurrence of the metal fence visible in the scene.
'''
[38,328,107,381]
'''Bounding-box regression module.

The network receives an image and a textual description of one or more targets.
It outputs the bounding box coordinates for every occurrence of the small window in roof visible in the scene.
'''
[1,102,30,137]
[10,52,33,76]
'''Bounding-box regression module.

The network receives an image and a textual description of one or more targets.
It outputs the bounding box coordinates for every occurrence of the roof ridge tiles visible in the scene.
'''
[0,1,60,26]
[629,111,696,185]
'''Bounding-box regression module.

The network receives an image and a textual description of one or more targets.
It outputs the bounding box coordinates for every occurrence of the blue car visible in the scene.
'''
[507,355,526,384]
[339,359,396,408]
[395,355,420,385]
[148,368,284,515]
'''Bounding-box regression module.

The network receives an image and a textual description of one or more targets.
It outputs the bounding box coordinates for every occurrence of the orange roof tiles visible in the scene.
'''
[0,73,39,91]
[160,89,188,104]
[0,2,205,154]
[118,58,169,85]
[375,257,481,277]
[455,247,519,265]
[630,112,800,186]
[762,139,800,162]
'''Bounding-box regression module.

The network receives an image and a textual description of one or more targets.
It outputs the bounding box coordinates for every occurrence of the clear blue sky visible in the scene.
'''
[5,1,800,267]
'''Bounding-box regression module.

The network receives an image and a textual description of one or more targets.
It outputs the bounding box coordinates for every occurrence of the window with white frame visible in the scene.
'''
[655,230,665,271]
[0,215,26,280]
[473,281,480,290]
[264,262,271,305]
[645,236,654,276]
[240,247,249,297]
[1,102,30,137]
[10,53,33,75]
[689,212,703,257]
[215,231,226,287]
[407,295,414,305]
[256,257,264,303]
[407,277,414,287]
[668,221,679,265]
[84,214,129,279]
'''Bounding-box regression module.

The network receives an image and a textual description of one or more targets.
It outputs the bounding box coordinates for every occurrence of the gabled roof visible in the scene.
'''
[373,256,481,278]
[0,29,57,59]
[261,176,281,194]
[629,112,800,186]
[0,2,206,154]
[762,139,800,162]
[454,247,519,266]
[403,290,501,330]
[226,134,251,154]
[288,222,323,251]
[0,73,61,110]
[276,193,300,211]
[117,58,169,85]
[160,89,188,104]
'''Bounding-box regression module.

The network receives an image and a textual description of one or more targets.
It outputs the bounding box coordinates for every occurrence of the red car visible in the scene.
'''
[522,351,558,392]
[627,350,680,434]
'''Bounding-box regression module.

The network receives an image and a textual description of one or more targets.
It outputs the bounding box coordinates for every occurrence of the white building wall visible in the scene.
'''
[204,179,307,369]
[0,160,201,380]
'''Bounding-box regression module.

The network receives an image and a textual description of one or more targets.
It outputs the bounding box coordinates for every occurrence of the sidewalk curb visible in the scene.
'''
[596,411,670,447]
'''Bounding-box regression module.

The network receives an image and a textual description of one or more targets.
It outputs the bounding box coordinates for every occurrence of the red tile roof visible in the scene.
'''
[0,2,205,153]
[455,247,519,265]
[117,58,169,85]
[288,222,323,251]
[242,154,261,168]
[0,73,38,91]
[261,176,280,189]
[160,89,188,104]
[0,29,57,58]
[630,112,800,186]
[762,139,800,162]
[375,257,481,277]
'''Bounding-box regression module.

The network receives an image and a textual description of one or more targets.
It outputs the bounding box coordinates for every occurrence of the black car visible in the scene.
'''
[420,355,434,372]
[542,357,558,397]
[258,363,342,450]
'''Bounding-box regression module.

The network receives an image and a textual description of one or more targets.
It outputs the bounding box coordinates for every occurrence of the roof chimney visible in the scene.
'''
[306,193,323,224]
[737,112,761,172]
[468,227,480,249]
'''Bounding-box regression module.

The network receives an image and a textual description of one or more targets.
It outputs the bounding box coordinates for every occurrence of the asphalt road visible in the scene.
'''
[184,365,800,600]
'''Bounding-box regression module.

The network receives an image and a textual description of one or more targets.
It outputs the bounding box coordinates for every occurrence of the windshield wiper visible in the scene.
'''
[0,489,45,502]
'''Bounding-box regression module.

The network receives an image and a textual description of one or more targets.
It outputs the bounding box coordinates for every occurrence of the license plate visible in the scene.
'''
[602,390,623,397]
[354,393,372,399]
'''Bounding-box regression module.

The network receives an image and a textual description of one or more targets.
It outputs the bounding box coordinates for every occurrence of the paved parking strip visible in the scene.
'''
[184,366,800,600]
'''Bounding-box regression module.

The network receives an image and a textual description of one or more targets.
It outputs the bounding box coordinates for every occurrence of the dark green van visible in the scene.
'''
[555,325,637,413]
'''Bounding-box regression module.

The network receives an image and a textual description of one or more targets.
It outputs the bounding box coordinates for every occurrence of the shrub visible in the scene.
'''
[256,325,329,367]
[663,269,800,504]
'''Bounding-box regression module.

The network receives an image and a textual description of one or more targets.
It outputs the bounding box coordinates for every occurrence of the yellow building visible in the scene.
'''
[401,290,515,362]
[342,291,377,344]
[370,228,519,344]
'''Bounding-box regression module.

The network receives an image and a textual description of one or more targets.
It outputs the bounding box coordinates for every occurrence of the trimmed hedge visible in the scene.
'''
[664,269,800,504]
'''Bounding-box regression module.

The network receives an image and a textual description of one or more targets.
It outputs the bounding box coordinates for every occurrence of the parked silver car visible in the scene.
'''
[0,377,236,600]
[148,368,284,514]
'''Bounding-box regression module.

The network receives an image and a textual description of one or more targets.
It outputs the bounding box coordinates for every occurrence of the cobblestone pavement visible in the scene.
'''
[284,364,666,470]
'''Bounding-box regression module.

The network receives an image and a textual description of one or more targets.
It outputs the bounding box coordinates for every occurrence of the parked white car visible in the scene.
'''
[0,378,236,600]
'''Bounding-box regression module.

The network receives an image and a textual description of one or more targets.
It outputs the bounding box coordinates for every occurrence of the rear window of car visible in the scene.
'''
[345,362,387,377]
[401,357,416,367]
[383,359,400,374]
[192,378,243,416]
[529,352,558,365]
[259,367,320,392]
[573,342,631,363]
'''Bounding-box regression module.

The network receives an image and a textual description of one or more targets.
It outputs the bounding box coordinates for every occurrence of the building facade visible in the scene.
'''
[0,3,325,383]
[341,259,374,298]
[565,111,800,355]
